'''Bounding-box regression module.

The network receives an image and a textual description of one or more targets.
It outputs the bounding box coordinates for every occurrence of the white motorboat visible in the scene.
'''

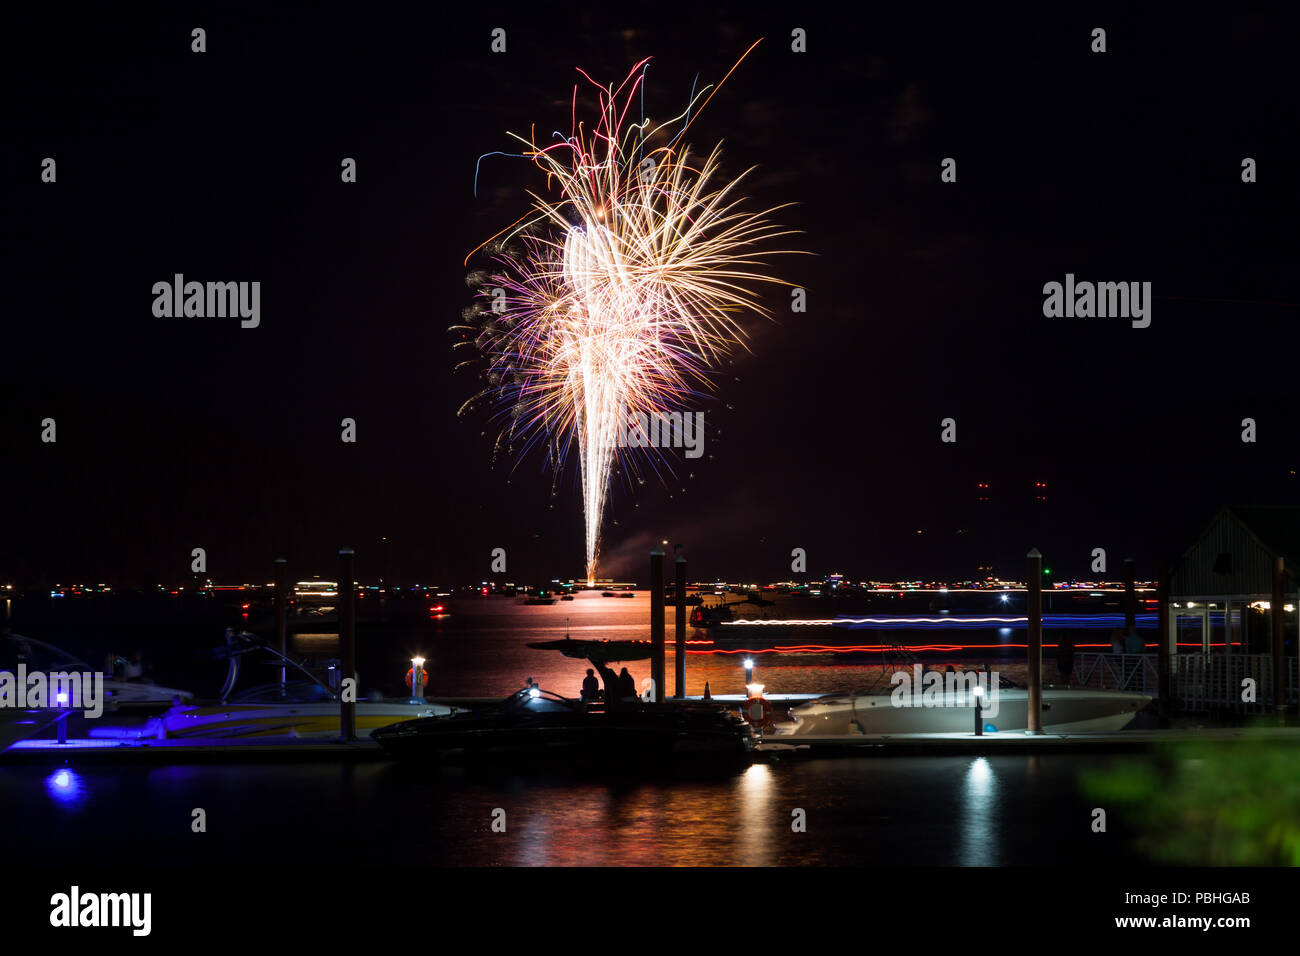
[771,686,1151,737]
[144,682,453,739]
[5,632,194,712]
[102,679,195,711]
[141,628,457,740]
[0,710,58,752]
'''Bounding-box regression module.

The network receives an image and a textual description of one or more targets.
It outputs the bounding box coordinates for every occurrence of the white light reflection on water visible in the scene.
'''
[737,763,775,866]
[959,757,998,866]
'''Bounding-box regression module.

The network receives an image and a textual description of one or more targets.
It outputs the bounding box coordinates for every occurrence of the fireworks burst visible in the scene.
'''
[456,42,799,585]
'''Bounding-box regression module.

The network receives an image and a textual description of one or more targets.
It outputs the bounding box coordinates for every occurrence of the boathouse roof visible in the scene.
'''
[1171,505,1300,598]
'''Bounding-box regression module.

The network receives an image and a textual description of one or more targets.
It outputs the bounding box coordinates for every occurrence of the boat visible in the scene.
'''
[617,592,635,599]
[4,632,194,713]
[770,686,1151,736]
[372,684,755,767]
[142,629,456,740]
[145,681,453,739]
[526,636,653,661]
[690,604,734,626]
[0,711,59,752]
[523,590,557,606]
[0,635,74,751]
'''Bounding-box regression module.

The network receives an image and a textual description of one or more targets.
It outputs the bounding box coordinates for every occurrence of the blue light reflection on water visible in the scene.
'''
[3,594,1155,865]
[4,753,1145,866]
[44,767,88,806]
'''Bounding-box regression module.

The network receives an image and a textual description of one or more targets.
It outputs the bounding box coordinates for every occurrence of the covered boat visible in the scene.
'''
[373,685,755,768]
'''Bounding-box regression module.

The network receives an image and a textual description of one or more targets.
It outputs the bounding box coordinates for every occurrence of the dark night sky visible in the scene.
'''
[4,4,1298,587]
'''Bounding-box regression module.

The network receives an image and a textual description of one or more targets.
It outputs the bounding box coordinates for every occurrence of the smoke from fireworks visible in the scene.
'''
[456,42,798,584]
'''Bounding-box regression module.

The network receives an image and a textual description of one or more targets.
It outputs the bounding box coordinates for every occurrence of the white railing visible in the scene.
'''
[1073,653,1159,695]
[1073,652,1299,713]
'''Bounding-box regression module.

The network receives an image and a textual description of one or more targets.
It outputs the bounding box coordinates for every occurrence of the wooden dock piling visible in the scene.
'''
[674,552,686,699]
[1156,559,1170,718]
[650,547,665,703]
[1027,548,1043,734]
[1123,557,1137,646]
[339,547,357,740]
[274,557,287,695]
[1272,556,1285,722]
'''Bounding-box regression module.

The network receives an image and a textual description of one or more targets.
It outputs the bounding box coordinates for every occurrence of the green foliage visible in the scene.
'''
[1081,725,1300,865]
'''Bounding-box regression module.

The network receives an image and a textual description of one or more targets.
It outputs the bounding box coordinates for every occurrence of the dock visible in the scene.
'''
[1,736,387,764]
[755,724,1300,757]
[10,725,1298,765]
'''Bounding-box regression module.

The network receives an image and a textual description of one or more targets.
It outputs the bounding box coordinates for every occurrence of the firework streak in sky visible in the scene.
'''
[457,41,798,584]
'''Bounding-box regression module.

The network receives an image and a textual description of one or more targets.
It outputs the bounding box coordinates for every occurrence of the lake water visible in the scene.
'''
[1,590,1152,866]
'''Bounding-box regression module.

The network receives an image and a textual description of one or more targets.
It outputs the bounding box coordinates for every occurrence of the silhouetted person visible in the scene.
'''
[1057,633,1075,684]
[590,660,622,708]
[617,667,637,702]
[581,668,600,701]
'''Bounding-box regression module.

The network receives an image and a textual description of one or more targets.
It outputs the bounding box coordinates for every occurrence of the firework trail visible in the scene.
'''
[456,42,798,585]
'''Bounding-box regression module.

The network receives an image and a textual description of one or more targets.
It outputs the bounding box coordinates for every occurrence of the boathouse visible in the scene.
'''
[1076,506,1299,713]
[1169,506,1300,655]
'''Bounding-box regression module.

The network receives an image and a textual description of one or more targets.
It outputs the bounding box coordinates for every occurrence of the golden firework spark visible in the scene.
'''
[456,42,800,584]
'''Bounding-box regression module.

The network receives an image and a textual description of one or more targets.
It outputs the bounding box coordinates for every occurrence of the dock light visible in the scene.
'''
[972,684,985,736]
[409,657,427,698]
[743,658,754,685]
[54,690,72,745]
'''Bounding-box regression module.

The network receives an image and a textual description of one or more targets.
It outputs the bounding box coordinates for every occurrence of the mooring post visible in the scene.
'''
[339,547,357,740]
[1156,559,1170,718]
[274,557,287,696]
[1273,556,1285,723]
[1026,548,1043,734]
[650,547,665,704]
[1123,557,1137,650]
[674,551,686,699]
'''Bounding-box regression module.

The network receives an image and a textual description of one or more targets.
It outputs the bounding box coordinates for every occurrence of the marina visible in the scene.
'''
[5,3,1299,938]
[4,539,1296,777]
